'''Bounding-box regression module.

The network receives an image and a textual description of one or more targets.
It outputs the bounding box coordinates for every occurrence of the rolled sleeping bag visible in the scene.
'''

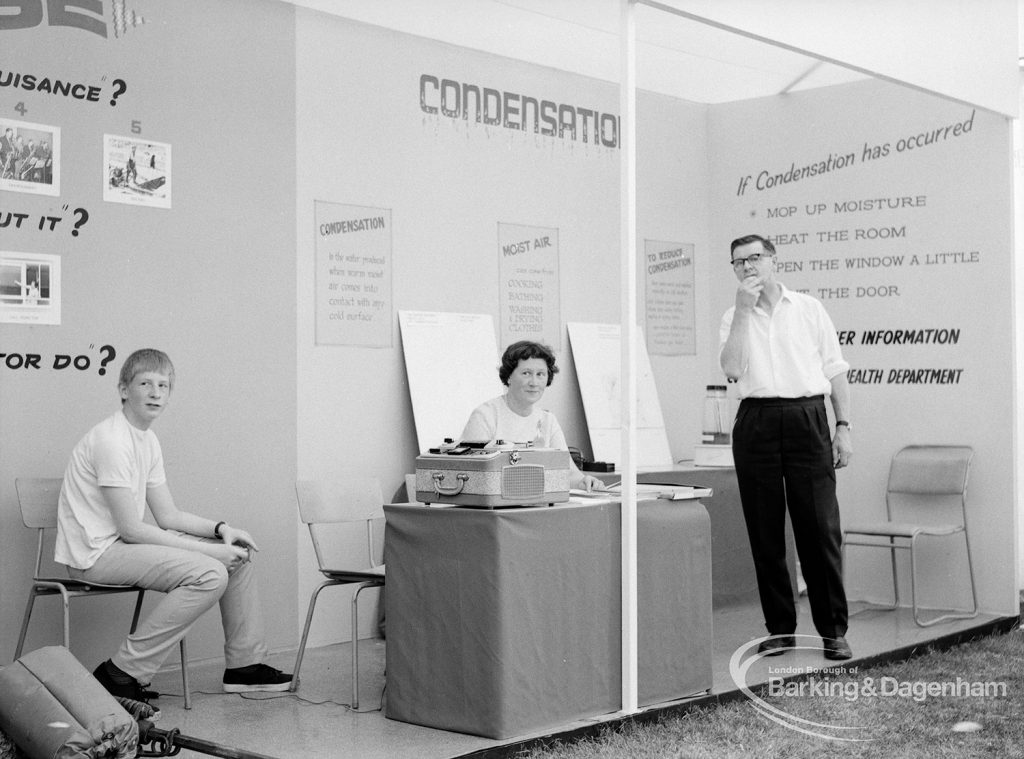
[0,647,137,759]
[1,722,24,759]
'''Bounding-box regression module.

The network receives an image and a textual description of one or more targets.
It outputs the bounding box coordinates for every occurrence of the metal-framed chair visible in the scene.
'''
[842,445,977,627]
[14,478,192,708]
[291,477,386,708]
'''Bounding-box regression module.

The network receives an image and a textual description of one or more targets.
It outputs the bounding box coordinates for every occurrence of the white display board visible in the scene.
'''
[399,310,503,453]
[567,322,673,468]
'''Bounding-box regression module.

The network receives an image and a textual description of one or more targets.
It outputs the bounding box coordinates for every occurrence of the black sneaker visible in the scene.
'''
[223,662,292,693]
[92,660,156,703]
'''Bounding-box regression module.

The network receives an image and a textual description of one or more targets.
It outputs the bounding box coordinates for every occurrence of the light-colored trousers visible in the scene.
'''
[68,534,268,684]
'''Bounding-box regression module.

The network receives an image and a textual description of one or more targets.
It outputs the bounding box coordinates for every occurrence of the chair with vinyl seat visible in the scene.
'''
[14,477,192,708]
[291,477,386,708]
[842,445,977,627]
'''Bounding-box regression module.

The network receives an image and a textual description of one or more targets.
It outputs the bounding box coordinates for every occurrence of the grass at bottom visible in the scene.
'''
[516,629,1024,759]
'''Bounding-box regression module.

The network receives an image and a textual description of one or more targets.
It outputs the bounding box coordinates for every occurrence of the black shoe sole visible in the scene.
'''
[757,637,795,656]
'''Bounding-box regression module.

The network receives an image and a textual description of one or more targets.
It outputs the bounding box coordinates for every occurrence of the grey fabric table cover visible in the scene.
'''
[634,465,798,607]
[383,497,711,739]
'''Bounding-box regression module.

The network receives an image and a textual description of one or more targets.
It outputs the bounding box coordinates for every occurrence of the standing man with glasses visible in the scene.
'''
[719,234,853,661]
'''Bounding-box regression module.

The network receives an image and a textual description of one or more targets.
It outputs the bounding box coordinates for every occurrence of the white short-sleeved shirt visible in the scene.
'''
[460,395,568,450]
[55,410,167,569]
[719,284,849,399]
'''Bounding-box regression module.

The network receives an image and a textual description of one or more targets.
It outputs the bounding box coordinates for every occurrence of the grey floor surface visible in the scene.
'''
[143,598,1010,759]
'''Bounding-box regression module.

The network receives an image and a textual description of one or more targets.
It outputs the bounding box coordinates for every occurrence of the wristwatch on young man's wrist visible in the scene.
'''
[836,420,852,431]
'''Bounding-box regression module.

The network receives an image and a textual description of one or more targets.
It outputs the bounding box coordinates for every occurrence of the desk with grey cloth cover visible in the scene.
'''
[383,496,711,739]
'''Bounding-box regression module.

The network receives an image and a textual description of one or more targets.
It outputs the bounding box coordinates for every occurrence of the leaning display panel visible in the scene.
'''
[383,496,712,739]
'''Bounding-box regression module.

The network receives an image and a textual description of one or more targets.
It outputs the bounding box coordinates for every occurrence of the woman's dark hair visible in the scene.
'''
[498,341,559,386]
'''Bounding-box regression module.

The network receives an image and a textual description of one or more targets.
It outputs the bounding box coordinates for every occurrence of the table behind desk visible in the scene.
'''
[634,465,797,608]
[384,498,711,739]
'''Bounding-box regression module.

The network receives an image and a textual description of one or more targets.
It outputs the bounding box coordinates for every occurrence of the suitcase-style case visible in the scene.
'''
[415,445,571,507]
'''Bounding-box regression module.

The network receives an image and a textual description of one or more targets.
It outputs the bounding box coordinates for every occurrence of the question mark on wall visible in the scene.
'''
[109,79,127,106]
[97,345,116,375]
[71,208,89,237]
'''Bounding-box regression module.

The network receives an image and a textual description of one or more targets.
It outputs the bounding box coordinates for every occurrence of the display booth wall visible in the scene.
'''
[293,10,713,646]
[708,80,1017,613]
[0,0,299,664]
[0,1,1018,669]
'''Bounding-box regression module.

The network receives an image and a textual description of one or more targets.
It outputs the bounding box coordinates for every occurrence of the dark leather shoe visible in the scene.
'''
[823,636,853,660]
[757,635,795,656]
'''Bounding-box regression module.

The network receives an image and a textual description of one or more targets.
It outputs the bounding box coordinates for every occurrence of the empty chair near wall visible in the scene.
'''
[842,445,977,628]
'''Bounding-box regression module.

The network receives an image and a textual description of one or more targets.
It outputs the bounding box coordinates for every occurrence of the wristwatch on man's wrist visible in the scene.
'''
[836,420,852,431]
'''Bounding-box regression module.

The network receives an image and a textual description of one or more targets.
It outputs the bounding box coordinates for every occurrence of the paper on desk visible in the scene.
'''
[569,488,611,498]
[604,483,712,500]
[656,486,713,500]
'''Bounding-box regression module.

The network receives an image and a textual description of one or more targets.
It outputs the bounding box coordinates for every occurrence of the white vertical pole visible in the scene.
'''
[619,0,639,716]
[1013,81,1024,597]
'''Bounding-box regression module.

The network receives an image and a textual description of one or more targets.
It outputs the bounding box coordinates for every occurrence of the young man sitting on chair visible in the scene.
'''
[55,348,291,702]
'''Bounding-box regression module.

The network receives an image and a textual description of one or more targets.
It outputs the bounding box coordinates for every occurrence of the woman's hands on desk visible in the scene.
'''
[573,472,607,492]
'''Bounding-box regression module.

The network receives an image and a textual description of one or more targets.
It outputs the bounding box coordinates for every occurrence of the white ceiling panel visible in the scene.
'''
[287,0,1020,114]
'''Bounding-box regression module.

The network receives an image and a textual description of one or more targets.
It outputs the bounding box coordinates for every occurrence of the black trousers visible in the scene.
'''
[732,395,848,639]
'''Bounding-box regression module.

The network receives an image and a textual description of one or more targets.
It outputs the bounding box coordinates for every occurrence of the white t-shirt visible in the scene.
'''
[460,395,568,450]
[55,410,167,569]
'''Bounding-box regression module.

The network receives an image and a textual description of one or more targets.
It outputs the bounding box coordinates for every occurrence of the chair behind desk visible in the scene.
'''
[291,477,386,708]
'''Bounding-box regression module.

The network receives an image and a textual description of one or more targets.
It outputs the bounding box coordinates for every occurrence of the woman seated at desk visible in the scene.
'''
[461,340,605,493]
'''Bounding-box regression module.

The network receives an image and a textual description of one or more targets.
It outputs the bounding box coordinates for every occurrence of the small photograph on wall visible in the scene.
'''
[0,118,60,196]
[103,134,172,208]
[0,251,61,325]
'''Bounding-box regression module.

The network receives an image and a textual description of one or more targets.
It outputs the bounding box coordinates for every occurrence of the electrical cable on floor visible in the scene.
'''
[239,690,383,713]
[153,689,384,713]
